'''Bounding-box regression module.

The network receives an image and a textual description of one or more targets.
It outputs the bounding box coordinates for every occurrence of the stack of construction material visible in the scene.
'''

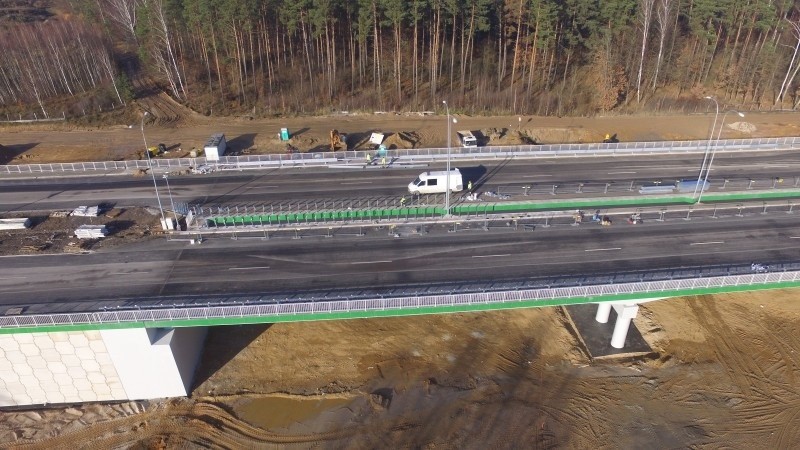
[74,225,108,239]
[71,206,100,217]
[0,218,31,230]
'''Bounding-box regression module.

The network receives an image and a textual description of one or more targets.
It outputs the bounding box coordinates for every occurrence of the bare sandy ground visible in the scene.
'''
[2,110,800,164]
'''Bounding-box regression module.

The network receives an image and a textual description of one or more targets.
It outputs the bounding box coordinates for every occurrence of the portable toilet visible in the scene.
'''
[280,128,290,141]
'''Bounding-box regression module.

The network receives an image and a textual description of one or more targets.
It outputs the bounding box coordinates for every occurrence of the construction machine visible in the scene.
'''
[147,143,167,158]
[330,130,347,151]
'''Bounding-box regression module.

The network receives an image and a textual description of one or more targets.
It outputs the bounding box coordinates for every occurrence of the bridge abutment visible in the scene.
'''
[0,327,207,407]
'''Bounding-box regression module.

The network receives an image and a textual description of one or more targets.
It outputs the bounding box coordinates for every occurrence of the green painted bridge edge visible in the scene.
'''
[3,280,799,335]
[206,190,800,226]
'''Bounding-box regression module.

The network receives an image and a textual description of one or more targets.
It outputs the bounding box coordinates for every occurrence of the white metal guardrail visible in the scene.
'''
[1,137,798,175]
[2,269,797,330]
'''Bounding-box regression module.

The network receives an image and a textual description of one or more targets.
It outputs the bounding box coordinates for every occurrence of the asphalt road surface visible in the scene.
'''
[1,206,798,310]
[1,151,799,212]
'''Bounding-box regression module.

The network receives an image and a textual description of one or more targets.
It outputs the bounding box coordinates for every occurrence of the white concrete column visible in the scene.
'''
[595,303,612,323]
[611,304,640,349]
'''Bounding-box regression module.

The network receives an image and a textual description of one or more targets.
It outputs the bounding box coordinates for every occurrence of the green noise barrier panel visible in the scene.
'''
[204,190,800,227]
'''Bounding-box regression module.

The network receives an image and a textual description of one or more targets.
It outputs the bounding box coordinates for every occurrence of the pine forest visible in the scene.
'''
[1,0,800,119]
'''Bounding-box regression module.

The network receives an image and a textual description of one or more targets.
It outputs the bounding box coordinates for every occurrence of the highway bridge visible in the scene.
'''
[1,138,800,407]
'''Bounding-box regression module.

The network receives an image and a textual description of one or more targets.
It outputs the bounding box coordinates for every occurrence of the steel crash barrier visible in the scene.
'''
[2,269,799,332]
[1,137,798,174]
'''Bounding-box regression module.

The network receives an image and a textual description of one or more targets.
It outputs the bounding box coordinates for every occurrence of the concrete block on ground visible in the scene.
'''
[74,224,108,239]
[71,206,100,217]
[0,218,31,230]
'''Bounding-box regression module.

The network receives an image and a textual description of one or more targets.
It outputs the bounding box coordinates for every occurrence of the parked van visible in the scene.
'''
[408,169,464,194]
[457,130,478,147]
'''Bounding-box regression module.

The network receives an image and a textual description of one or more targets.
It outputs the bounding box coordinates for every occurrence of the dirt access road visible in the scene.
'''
[2,109,800,164]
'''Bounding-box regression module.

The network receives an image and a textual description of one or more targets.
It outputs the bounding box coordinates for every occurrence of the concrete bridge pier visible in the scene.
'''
[594,302,642,349]
[609,304,640,349]
[595,303,612,323]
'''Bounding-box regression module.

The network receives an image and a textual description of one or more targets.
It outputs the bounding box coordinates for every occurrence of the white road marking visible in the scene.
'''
[689,241,725,246]
[0,276,27,280]
[110,272,139,275]
[522,174,552,177]
[349,260,392,264]
[608,171,636,174]
[585,248,622,252]
[228,266,271,270]
[341,181,373,185]
[789,236,800,239]
[472,254,511,258]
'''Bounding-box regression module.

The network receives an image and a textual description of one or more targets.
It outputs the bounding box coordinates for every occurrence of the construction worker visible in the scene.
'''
[365,153,371,165]
[400,196,407,206]
[381,156,387,168]
[468,180,473,192]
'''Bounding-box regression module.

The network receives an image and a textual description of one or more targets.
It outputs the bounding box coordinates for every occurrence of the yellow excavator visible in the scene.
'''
[330,130,346,151]
[147,143,167,157]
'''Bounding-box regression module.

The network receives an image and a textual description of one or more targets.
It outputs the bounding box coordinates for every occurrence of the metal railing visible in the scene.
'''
[2,267,798,330]
[1,137,798,175]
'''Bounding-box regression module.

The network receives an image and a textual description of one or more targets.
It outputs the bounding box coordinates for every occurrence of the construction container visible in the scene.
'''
[203,133,227,161]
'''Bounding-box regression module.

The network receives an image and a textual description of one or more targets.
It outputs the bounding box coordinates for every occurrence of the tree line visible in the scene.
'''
[2,0,800,117]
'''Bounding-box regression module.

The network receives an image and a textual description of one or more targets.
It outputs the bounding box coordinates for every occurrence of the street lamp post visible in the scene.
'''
[443,100,452,216]
[140,112,167,229]
[697,110,745,204]
[695,96,719,200]
[163,174,179,230]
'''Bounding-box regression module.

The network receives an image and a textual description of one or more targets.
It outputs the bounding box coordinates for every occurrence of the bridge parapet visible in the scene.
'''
[2,267,798,334]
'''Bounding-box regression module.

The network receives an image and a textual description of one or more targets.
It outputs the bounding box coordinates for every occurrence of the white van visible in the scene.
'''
[408,169,464,194]
[457,130,477,147]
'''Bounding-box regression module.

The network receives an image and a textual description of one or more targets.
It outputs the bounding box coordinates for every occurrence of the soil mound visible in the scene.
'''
[728,121,756,133]
[382,131,420,149]
[481,127,537,146]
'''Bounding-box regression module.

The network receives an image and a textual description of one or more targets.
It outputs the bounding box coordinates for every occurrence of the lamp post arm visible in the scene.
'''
[695,97,719,199]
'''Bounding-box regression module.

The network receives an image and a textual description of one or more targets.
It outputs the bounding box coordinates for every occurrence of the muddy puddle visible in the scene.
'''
[235,395,354,430]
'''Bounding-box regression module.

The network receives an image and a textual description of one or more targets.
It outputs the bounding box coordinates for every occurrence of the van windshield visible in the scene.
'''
[413,177,422,185]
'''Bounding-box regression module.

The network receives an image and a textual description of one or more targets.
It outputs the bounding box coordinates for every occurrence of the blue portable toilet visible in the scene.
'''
[280,128,290,141]
[377,145,387,157]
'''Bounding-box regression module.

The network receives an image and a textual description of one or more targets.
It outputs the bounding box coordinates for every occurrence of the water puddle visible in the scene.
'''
[236,395,353,429]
